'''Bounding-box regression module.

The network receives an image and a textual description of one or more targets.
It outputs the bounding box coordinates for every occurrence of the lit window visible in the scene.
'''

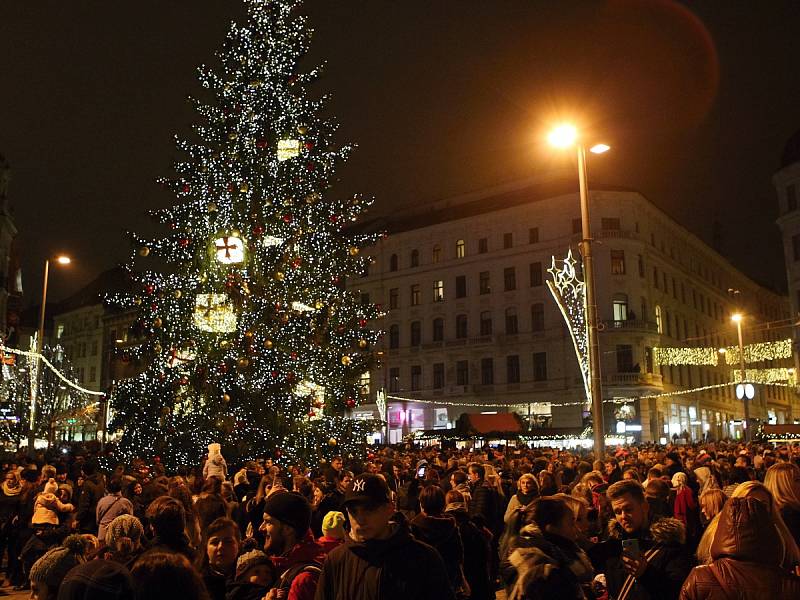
[655,305,663,334]
[611,249,625,275]
[410,285,420,306]
[432,245,441,263]
[433,280,444,302]
[456,239,465,258]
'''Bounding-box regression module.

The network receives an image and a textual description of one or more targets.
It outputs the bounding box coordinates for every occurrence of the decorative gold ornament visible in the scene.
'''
[220,340,231,350]
[228,132,238,141]
[348,247,359,256]
[280,314,290,324]
[341,355,352,366]
[237,357,250,369]
[314,301,324,309]
[297,125,308,135]
[328,437,338,446]
[223,393,232,402]
[214,235,245,264]
[264,339,274,349]
[193,293,238,333]
[239,182,249,193]
[173,290,182,299]
[274,271,285,281]
[153,318,163,328]
[358,340,367,349]
[153,344,162,354]
[277,139,301,161]
[139,246,150,257]
[244,331,254,340]
[207,202,218,212]
[134,298,142,306]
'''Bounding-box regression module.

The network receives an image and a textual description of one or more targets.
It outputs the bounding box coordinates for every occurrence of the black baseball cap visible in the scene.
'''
[343,474,391,508]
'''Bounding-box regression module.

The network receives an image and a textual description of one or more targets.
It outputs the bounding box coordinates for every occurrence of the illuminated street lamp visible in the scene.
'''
[548,124,610,455]
[28,255,72,455]
[731,312,752,440]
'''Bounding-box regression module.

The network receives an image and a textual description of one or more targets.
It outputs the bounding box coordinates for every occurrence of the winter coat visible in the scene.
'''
[410,513,464,592]
[588,516,692,600]
[447,505,493,600]
[673,487,701,543]
[31,492,73,526]
[226,581,268,600]
[779,504,800,548]
[75,473,105,533]
[503,523,594,600]
[316,535,343,555]
[0,487,21,533]
[314,521,456,600]
[679,497,800,600]
[470,480,501,535]
[201,563,231,600]
[204,454,228,481]
[504,493,536,523]
[95,493,134,541]
[271,531,327,600]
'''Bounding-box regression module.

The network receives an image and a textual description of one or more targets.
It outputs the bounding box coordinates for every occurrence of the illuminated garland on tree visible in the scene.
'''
[106,0,383,468]
[546,249,591,404]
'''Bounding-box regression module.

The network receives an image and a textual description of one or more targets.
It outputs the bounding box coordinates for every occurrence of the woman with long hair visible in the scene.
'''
[764,462,800,547]
[698,488,726,525]
[168,478,201,549]
[504,474,539,523]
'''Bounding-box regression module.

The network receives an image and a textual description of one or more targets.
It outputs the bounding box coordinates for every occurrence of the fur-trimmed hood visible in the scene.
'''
[606,516,686,546]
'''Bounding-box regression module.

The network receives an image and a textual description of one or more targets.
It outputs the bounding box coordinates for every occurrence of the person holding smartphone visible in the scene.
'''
[588,480,692,600]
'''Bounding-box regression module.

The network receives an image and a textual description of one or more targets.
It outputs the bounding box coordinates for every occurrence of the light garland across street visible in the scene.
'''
[654,338,793,367]
[0,344,105,396]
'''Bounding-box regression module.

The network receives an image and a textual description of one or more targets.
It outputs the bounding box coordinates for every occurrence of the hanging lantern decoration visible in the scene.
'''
[277,139,301,161]
[193,293,238,333]
[214,235,245,265]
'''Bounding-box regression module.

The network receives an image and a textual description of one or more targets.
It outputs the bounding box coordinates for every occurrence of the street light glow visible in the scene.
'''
[56,255,71,265]
[731,313,743,323]
[548,124,577,148]
[590,143,610,154]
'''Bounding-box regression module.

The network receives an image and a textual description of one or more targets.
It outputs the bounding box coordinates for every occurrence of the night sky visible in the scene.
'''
[1,0,799,307]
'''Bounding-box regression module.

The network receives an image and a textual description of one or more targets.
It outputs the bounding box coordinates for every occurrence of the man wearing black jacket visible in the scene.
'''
[75,460,105,534]
[315,473,454,600]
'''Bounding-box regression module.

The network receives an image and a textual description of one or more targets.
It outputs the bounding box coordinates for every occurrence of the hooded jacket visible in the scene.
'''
[446,504,492,600]
[314,520,455,600]
[410,512,464,590]
[679,497,800,600]
[588,516,691,600]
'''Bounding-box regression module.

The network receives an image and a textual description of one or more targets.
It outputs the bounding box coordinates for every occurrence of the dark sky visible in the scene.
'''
[1,0,799,307]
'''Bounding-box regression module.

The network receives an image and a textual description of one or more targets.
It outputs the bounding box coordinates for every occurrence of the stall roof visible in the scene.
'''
[462,413,523,434]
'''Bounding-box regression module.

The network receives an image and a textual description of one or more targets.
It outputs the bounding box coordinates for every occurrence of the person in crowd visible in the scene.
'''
[168,477,202,549]
[537,470,558,496]
[504,474,539,523]
[57,559,135,600]
[588,479,692,600]
[260,490,326,600]
[315,473,455,600]
[196,517,240,600]
[693,466,718,497]
[32,478,74,527]
[323,457,343,488]
[95,479,134,542]
[75,461,105,535]
[102,514,145,568]
[130,552,210,600]
[672,472,701,544]
[605,459,624,485]
[645,479,673,521]
[502,496,594,599]
[0,468,21,588]
[558,494,593,550]
[316,511,346,554]
[764,462,800,546]
[226,549,277,600]
[722,466,750,498]
[124,481,147,523]
[141,496,195,562]
[410,485,466,595]
[679,497,800,599]
[624,468,642,482]
[28,534,88,600]
[697,489,726,526]
[204,443,228,482]
[468,462,501,535]
[445,489,492,600]
[449,470,472,507]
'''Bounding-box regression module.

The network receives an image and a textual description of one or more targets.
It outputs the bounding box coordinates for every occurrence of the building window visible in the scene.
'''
[410,249,419,268]
[572,218,582,234]
[479,271,490,294]
[617,345,634,372]
[793,234,800,262]
[507,355,520,384]
[455,275,467,298]
[456,360,469,385]
[645,347,654,373]
[432,317,444,342]
[503,232,513,249]
[432,244,441,263]
[410,321,421,346]
[410,284,421,306]
[389,324,400,349]
[456,314,468,339]
[389,367,400,392]
[529,227,539,244]
[481,358,494,385]
[390,254,398,271]
[601,217,621,230]
[665,310,672,337]
[788,183,797,212]
[655,305,663,334]
[531,303,545,332]
[389,288,399,310]
[505,308,518,334]
[456,239,466,258]
[637,255,645,277]
[653,266,659,289]
[613,294,628,321]
[611,249,626,275]
[530,262,543,287]
[503,267,516,291]
[480,311,493,336]
[433,280,444,302]
[411,365,422,391]
[433,363,445,389]
[478,237,489,254]
[533,352,548,381]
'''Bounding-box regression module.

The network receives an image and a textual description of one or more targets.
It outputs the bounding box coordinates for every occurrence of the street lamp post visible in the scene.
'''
[27,255,71,456]
[548,125,609,456]
[731,313,750,441]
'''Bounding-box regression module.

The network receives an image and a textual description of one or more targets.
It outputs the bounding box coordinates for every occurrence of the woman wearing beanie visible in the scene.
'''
[102,515,145,569]
[316,511,346,553]
[29,534,87,600]
[56,559,135,600]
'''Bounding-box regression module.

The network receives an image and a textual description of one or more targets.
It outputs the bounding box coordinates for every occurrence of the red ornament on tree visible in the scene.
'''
[179,238,190,248]
[291,257,302,269]
[306,163,315,171]
[286,372,295,382]
[145,285,155,295]
[307,410,316,417]
[181,183,190,194]
[304,142,314,151]
[282,214,293,223]
[290,351,298,360]
[252,224,265,236]
[359,319,367,328]
[179,376,189,386]
[218,362,229,374]
[345,398,356,408]
[329,215,338,223]
[271,370,279,378]
[274,449,282,459]
[256,138,268,149]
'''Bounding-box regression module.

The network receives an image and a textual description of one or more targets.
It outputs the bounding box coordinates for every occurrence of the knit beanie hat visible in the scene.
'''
[29,534,87,587]
[105,514,144,548]
[235,549,273,580]
[263,491,311,536]
[57,559,134,600]
[208,443,221,455]
[44,477,58,495]
[58,483,74,502]
[321,511,346,539]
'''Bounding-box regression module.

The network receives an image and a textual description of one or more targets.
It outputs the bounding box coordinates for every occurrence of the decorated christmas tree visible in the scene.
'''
[108,0,382,468]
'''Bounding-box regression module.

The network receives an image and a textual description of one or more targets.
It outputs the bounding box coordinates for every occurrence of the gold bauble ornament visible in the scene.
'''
[297,125,308,135]
[358,340,367,349]
[134,297,142,306]
[154,344,162,354]
[223,393,231,403]
[139,246,150,257]
[239,183,249,193]
[328,437,338,446]
[173,290,182,299]
[274,271,285,281]
[348,247,359,256]
[228,132,238,141]
[314,301,324,309]
[341,355,352,365]
[231,228,241,237]
[264,339,274,349]
[244,331,254,340]
[237,357,250,369]
[220,340,231,350]
[153,318,163,328]
[207,202,218,212]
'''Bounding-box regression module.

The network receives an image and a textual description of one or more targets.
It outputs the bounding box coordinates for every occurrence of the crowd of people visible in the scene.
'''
[0,438,796,599]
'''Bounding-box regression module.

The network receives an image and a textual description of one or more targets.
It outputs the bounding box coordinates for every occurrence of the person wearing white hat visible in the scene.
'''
[203,443,228,482]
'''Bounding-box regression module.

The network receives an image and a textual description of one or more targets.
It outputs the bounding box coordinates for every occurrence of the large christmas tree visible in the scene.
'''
[108,0,382,468]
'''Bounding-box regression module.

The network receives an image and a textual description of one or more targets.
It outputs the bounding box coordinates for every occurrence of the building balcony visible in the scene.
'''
[600,319,658,333]
[603,372,663,386]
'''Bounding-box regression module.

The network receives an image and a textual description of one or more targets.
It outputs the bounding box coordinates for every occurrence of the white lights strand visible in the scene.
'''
[0,344,104,396]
